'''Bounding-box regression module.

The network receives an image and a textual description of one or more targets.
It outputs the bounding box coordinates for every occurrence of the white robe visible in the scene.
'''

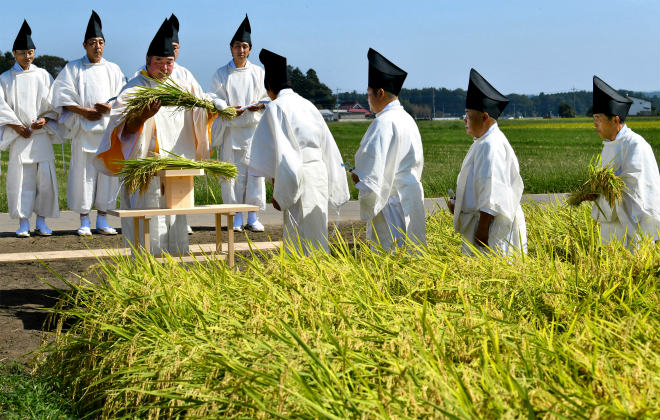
[454,123,526,256]
[591,125,660,248]
[245,89,349,254]
[209,60,267,210]
[354,100,426,251]
[95,70,214,255]
[0,64,59,219]
[50,56,125,213]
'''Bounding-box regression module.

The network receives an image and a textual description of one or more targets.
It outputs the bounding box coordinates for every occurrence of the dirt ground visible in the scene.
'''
[0,222,366,364]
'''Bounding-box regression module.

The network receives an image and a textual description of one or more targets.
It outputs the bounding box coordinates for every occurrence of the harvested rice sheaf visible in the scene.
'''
[122,76,237,123]
[119,152,238,194]
[567,155,626,207]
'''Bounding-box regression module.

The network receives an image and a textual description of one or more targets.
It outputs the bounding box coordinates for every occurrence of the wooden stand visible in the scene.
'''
[158,169,204,209]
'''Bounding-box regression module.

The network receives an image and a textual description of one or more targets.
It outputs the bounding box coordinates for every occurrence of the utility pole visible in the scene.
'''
[432,89,436,119]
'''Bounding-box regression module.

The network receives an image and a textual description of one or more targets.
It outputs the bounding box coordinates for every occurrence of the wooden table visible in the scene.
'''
[107,204,259,267]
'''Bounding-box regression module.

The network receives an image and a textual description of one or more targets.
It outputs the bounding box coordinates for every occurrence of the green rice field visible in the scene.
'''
[1,116,658,213]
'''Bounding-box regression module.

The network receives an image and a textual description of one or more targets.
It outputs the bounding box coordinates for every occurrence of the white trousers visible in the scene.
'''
[221,148,266,209]
[67,145,118,214]
[120,177,188,255]
[366,195,406,251]
[7,159,59,219]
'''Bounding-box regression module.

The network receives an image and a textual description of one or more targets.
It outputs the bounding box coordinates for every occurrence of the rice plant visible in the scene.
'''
[567,154,626,207]
[38,203,660,419]
[119,151,238,195]
[122,76,237,123]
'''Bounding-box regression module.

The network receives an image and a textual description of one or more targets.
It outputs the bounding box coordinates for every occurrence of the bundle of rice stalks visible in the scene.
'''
[119,152,238,194]
[122,76,237,123]
[567,155,626,207]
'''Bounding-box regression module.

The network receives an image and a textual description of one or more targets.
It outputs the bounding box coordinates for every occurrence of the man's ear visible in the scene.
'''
[483,112,490,122]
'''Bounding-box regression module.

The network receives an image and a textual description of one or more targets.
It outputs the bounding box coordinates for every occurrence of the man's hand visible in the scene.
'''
[9,124,31,138]
[233,105,245,117]
[247,102,265,112]
[581,194,598,201]
[272,197,281,211]
[350,172,360,185]
[447,199,455,214]
[30,118,47,130]
[474,211,494,247]
[94,102,112,115]
[124,99,162,135]
[65,105,102,121]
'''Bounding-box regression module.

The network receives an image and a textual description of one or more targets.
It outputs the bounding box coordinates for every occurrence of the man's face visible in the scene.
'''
[593,113,619,140]
[146,56,175,80]
[230,41,251,62]
[464,109,485,137]
[367,87,377,113]
[13,49,35,69]
[172,42,180,60]
[84,37,105,62]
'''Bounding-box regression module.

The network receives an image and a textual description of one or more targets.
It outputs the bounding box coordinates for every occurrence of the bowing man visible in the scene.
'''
[51,10,125,236]
[0,20,59,237]
[351,48,426,251]
[210,14,268,233]
[449,69,526,256]
[244,49,349,255]
[585,76,660,248]
[95,18,215,255]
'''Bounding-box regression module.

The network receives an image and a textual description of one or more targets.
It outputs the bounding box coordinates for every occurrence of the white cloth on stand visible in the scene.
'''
[245,89,349,254]
[0,64,59,219]
[591,124,660,248]
[453,122,526,256]
[95,70,214,255]
[209,60,268,210]
[51,56,124,214]
[354,100,426,251]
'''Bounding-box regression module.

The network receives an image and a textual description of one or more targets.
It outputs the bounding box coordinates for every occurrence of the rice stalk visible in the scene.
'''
[567,155,626,207]
[119,151,238,195]
[122,76,237,123]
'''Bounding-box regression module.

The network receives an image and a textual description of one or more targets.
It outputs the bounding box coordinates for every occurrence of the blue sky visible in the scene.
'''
[0,0,657,94]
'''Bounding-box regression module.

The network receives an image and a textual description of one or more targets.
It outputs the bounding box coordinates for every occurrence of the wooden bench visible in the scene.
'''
[107,204,259,267]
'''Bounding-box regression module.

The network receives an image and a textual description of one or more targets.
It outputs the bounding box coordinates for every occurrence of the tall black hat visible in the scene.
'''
[169,13,179,44]
[465,68,509,119]
[592,76,632,120]
[85,10,104,42]
[231,14,251,46]
[259,48,288,91]
[367,48,406,96]
[147,18,175,57]
[13,20,35,51]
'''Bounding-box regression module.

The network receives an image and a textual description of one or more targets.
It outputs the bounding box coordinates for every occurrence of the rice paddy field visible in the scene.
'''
[0,116,658,212]
[32,202,660,419]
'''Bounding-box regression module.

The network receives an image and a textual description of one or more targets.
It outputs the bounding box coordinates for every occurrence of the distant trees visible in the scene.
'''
[0,50,67,78]
[557,102,576,118]
[287,66,335,109]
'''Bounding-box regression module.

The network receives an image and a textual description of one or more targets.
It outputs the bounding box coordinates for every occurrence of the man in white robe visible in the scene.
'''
[584,76,660,248]
[245,49,349,254]
[51,11,125,236]
[449,68,526,256]
[351,48,425,251]
[95,18,215,255]
[210,14,267,232]
[0,20,59,237]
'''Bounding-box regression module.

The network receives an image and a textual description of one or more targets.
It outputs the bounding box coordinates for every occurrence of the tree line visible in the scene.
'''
[337,87,659,119]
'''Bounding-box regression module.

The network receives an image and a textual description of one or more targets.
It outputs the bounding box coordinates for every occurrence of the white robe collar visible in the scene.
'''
[12,62,32,72]
[228,59,250,71]
[604,124,630,145]
[473,122,498,142]
[82,55,106,66]
[276,88,295,98]
[376,99,401,117]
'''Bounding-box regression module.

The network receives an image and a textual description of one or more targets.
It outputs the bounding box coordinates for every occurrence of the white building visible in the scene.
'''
[628,96,652,116]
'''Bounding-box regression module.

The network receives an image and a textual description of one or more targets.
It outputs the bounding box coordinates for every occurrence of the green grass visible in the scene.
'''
[0,362,76,420]
[38,202,660,419]
[1,117,658,212]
